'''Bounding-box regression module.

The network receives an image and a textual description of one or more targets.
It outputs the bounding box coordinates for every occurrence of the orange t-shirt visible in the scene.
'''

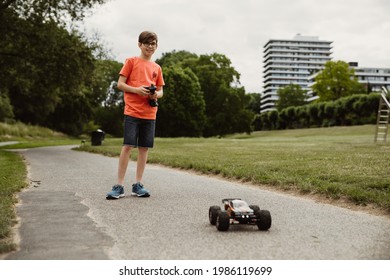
[119,57,165,120]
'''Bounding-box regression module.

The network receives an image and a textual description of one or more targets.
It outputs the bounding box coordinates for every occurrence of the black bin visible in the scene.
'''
[91,129,105,146]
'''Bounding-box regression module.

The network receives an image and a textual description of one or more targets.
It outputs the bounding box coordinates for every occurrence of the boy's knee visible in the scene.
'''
[138,147,149,153]
[122,145,133,153]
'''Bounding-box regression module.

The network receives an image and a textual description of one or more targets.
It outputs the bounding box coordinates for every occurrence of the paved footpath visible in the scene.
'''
[3,145,390,259]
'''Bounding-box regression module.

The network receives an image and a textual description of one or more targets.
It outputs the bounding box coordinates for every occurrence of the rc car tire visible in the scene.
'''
[216,211,230,231]
[209,206,221,225]
[257,210,272,231]
[249,205,260,213]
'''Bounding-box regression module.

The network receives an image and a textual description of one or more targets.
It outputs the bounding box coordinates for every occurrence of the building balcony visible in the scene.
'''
[263,53,332,62]
[263,64,329,73]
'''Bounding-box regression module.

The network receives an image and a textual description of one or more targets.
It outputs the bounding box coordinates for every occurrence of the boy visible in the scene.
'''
[106,31,164,199]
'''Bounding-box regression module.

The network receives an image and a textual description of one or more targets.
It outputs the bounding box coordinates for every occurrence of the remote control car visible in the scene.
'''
[209,198,271,231]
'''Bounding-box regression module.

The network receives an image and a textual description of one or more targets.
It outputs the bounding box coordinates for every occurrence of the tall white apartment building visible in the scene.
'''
[350,63,390,92]
[261,34,333,112]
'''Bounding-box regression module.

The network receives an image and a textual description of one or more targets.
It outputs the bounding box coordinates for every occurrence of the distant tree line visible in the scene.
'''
[258,60,380,130]
[255,93,379,130]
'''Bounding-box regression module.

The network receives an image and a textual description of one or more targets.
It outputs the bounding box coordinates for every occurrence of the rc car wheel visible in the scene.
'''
[209,206,221,225]
[216,211,230,231]
[249,205,260,213]
[257,210,272,231]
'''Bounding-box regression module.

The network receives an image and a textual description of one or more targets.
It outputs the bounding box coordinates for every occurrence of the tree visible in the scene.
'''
[312,60,365,101]
[155,66,206,137]
[275,84,307,111]
[246,93,261,114]
[1,0,106,24]
[0,91,14,121]
[156,50,198,68]
[157,51,254,137]
[0,0,108,135]
[183,53,254,136]
[84,59,124,136]
[92,60,124,108]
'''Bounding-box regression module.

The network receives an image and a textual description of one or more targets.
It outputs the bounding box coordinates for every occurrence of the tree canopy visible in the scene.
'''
[246,93,262,114]
[0,0,108,135]
[276,84,307,111]
[312,60,365,101]
[157,51,254,137]
[1,0,105,23]
[156,66,206,137]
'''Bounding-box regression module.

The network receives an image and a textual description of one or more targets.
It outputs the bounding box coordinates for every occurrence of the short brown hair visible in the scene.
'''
[138,31,158,44]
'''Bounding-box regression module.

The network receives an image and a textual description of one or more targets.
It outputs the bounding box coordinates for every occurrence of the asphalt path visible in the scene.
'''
[4,145,390,260]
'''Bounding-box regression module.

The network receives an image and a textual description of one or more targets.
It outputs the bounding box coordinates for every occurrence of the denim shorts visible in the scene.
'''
[123,115,156,148]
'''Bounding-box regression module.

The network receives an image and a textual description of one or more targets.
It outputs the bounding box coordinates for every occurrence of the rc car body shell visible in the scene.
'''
[223,198,257,225]
[209,198,272,231]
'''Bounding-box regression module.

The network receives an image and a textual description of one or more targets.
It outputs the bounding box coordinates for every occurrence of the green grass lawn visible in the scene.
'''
[0,121,82,148]
[0,150,28,254]
[76,125,390,212]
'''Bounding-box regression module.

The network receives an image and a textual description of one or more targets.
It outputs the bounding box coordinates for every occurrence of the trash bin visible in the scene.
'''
[91,129,105,146]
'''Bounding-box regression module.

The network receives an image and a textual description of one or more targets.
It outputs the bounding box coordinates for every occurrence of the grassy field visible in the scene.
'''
[0,121,83,148]
[0,150,28,253]
[76,125,390,212]
[0,121,65,141]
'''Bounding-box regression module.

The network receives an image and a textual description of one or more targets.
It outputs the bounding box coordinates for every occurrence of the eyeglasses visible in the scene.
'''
[142,42,157,48]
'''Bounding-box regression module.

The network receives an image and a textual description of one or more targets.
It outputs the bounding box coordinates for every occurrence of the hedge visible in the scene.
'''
[254,94,380,131]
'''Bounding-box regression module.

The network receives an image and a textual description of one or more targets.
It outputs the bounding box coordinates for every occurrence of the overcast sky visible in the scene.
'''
[83,0,390,93]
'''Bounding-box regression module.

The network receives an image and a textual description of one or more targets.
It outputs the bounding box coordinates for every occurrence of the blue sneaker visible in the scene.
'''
[131,182,150,197]
[106,184,125,199]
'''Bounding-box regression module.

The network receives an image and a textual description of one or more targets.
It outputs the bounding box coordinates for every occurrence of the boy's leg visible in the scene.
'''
[106,145,132,199]
[118,145,133,185]
[131,147,150,197]
[135,118,155,183]
[119,115,139,184]
[135,147,149,182]
[107,116,138,199]
[131,118,154,197]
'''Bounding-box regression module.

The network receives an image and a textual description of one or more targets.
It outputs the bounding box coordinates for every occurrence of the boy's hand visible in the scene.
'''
[149,91,157,98]
[137,86,150,97]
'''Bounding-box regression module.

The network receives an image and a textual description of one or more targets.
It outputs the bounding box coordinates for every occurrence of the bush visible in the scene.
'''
[323,103,336,126]
[278,108,288,129]
[286,107,296,128]
[295,107,309,128]
[254,93,380,131]
[268,110,279,129]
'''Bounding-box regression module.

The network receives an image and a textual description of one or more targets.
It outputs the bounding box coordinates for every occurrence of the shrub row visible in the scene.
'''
[254,94,380,130]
